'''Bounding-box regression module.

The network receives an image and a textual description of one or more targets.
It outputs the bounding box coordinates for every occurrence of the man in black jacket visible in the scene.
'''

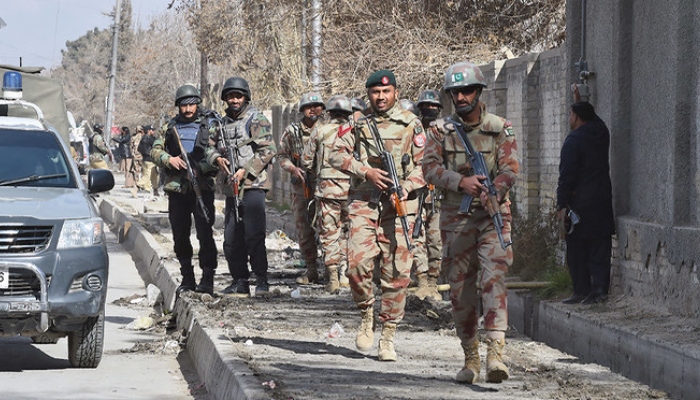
[557,94,615,305]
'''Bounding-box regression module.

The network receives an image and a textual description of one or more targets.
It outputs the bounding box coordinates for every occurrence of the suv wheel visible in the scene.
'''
[68,309,105,368]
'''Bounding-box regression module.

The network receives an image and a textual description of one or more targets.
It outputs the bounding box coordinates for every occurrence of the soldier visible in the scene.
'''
[423,61,519,384]
[301,95,353,294]
[329,69,426,361]
[278,92,325,285]
[88,123,111,170]
[150,84,219,295]
[207,77,276,297]
[411,89,444,301]
[135,125,159,198]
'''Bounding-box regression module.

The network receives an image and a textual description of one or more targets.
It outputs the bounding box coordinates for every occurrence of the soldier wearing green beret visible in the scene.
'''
[330,69,427,362]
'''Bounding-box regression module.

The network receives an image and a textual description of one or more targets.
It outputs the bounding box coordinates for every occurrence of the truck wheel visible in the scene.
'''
[31,334,60,344]
[68,310,105,368]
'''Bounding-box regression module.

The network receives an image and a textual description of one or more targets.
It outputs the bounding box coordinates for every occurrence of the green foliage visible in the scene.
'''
[537,263,572,300]
[510,205,559,281]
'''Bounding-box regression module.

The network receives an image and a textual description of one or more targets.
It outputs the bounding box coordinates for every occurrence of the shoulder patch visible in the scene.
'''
[413,133,426,147]
[504,121,515,137]
[338,125,352,138]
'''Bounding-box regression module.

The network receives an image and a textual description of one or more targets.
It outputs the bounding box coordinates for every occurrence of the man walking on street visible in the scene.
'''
[330,70,426,361]
[207,77,276,297]
[151,84,219,295]
[135,125,160,198]
[557,84,615,305]
[278,92,325,285]
[423,61,519,384]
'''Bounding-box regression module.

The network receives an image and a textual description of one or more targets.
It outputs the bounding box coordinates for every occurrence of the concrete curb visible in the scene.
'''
[99,196,697,400]
[98,197,267,400]
[511,291,699,400]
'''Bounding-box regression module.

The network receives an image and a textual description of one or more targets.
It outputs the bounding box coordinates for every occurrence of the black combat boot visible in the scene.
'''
[255,274,270,297]
[221,279,250,296]
[195,270,215,294]
[177,272,196,295]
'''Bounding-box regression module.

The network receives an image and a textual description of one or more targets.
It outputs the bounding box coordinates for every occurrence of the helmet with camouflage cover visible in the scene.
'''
[351,97,367,112]
[444,61,487,114]
[326,95,352,115]
[298,92,325,112]
[398,98,418,115]
[175,84,202,106]
[417,89,442,108]
[443,61,487,92]
[221,76,251,100]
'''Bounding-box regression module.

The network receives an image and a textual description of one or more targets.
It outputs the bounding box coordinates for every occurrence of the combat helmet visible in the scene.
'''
[351,97,367,112]
[93,123,103,134]
[417,89,442,108]
[221,77,251,100]
[398,98,418,115]
[326,95,353,115]
[299,92,325,112]
[175,84,201,106]
[443,61,487,93]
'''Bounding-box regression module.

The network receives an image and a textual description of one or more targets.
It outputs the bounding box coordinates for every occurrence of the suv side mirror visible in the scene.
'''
[87,169,115,194]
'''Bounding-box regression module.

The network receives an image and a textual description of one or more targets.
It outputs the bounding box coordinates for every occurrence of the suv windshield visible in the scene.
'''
[0,129,76,188]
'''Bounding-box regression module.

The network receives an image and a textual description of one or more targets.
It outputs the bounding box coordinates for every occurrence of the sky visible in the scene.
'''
[0,0,174,71]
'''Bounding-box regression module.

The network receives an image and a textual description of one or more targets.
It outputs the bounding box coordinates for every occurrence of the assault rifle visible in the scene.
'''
[412,187,426,239]
[428,184,437,214]
[446,117,512,250]
[172,125,211,224]
[290,123,313,200]
[209,113,242,223]
[363,116,414,251]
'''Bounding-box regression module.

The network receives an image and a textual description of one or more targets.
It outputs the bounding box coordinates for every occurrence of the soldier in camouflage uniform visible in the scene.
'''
[329,70,426,362]
[423,62,519,384]
[207,77,277,297]
[88,123,111,170]
[151,84,219,295]
[278,92,325,285]
[301,95,353,294]
[411,89,444,301]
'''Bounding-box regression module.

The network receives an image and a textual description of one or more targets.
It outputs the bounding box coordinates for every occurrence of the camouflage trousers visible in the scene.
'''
[90,159,109,170]
[347,198,413,323]
[316,198,348,272]
[292,185,318,268]
[412,202,442,279]
[442,206,512,343]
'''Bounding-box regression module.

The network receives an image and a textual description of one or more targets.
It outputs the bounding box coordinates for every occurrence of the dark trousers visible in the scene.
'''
[565,234,612,296]
[167,190,217,274]
[223,189,269,280]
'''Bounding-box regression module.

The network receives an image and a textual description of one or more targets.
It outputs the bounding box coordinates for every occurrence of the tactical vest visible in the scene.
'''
[222,107,259,168]
[439,113,505,206]
[352,108,416,192]
[316,121,350,180]
[176,121,200,154]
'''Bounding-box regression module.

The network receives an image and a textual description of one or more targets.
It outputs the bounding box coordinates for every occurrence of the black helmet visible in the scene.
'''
[221,77,251,101]
[351,97,367,112]
[175,84,202,106]
[93,123,103,133]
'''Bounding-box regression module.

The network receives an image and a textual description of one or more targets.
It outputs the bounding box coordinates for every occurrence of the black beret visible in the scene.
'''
[365,69,396,88]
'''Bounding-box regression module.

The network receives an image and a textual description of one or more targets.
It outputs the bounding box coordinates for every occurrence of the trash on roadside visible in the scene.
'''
[262,380,277,389]
[125,316,155,330]
[265,229,299,251]
[290,288,301,298]
[244,339,254,346]
[328,322,344,338]
[146,283,161,306]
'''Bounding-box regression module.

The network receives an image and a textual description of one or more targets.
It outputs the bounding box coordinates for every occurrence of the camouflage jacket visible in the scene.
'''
[205,104,276,195]
[423,103,519,229]
[150,113,218,194]
[88,132,110,162]
[329,103,426,213]
[278,120,318,189]
[302,117,351,200]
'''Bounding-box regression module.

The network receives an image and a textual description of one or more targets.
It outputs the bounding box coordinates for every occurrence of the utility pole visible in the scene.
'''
[105,0,122,143]
[311,0,322,91]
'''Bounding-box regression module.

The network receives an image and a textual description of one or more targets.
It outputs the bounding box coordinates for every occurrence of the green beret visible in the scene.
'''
[365,69,396,88]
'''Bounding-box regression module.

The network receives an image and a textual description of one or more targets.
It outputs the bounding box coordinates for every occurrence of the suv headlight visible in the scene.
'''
[57,218,104,249]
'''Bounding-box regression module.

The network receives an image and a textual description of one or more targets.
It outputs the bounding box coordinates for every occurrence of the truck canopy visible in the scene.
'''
[0,65,71,144]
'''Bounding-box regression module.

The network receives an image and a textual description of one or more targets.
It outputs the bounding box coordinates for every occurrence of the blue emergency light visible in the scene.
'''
[2,71,23,100]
